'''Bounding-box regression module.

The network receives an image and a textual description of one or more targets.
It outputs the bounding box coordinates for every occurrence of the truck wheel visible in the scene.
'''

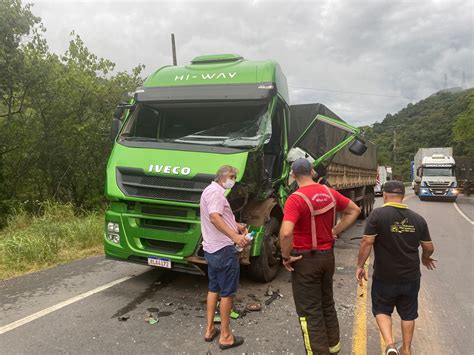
[249,217,281,283]
[358,196,368,219]
[367,193,374,214]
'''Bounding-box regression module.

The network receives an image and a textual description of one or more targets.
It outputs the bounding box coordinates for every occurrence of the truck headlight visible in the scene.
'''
[107,222,120,233]
[453,189,459,195]
[106,233,120,244]
[421,188,428,194]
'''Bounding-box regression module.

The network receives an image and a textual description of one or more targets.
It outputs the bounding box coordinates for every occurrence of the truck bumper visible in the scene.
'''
[418,187,458,201]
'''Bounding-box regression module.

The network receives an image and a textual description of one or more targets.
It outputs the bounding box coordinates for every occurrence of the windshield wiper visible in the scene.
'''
[121,136,157,142]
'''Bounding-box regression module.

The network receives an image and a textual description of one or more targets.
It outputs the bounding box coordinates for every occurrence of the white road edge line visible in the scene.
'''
[0,274,137,335]
[453,202,474,225]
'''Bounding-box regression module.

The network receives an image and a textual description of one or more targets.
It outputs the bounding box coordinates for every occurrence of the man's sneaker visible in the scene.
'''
[396,342,409,355]
[385,344,399,355]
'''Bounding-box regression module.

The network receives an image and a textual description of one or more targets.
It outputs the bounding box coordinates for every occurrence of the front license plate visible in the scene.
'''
[147,257,171,269]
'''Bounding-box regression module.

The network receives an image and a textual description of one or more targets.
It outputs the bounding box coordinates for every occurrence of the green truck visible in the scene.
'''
[105,54,377,282]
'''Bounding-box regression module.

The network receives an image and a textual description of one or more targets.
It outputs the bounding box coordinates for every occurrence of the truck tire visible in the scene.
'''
[249,217,281,283]
[367,193,374,215]
[358,195,370,219]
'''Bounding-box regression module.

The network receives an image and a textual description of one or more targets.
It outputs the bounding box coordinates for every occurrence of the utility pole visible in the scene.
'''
[462,71,466,89]
[171,33,177,66]
[393,128,397,175]
[443,73,448,89]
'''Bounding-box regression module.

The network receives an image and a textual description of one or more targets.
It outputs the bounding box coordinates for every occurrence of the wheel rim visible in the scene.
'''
[267,232,280,266]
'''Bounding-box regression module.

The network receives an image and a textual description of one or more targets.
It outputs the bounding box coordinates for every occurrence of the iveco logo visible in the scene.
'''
[148,164,191,176]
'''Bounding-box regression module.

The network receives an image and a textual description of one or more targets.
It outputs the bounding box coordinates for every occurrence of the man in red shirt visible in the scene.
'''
[280,158,361,355]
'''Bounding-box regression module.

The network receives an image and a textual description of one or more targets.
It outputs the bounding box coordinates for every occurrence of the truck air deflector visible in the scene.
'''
[191,54,244,64]
[116,167,214,203]
[135,83,277,102]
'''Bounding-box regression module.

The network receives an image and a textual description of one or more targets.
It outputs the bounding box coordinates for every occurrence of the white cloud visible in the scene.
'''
[31,0,473,125]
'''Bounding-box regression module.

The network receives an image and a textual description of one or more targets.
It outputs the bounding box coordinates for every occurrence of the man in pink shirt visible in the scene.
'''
[200,165,249,350]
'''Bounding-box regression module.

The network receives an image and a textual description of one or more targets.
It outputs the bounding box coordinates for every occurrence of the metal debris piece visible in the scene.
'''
[265,290,282,306]
[118,315,130,321]
[265,285,275,296]
[165,302,173,306]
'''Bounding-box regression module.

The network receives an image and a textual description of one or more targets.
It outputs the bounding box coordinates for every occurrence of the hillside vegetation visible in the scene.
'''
[0,0,143,226]
[363,88,474,180]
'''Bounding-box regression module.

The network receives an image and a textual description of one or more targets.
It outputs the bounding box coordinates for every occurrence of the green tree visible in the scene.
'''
[0,0,144,226]
[453,92,474,155]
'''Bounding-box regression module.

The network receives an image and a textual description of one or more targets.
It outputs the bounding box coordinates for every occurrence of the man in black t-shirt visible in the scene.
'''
[356,181,436,355]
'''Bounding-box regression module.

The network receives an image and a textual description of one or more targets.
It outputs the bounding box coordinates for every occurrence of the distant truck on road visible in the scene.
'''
[104,54,377,282]
[374,165,392,196]
[413,147,458,201]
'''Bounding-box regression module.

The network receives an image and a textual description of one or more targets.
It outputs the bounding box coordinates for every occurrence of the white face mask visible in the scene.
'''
[223,179,235,189]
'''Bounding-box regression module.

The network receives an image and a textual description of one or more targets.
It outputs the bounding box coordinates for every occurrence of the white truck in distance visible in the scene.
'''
[413,147,458,202]
[375,166,392,196]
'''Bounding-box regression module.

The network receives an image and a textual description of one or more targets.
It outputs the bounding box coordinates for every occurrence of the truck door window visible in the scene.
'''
[263,102,284,178]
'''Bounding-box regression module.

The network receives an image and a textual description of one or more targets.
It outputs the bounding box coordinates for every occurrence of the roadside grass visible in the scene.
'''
[0,202,104,280]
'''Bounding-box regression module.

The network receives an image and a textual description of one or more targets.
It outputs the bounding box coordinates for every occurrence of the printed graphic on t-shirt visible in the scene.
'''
[390,218,416,233]
[311,193,331,203]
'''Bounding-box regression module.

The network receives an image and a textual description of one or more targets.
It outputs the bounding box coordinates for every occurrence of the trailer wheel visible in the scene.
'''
[358,196,368,219]
[249,217,281,283]
[367,193,374,214]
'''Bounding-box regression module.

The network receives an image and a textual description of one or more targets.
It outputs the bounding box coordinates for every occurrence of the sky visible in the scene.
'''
[31,0,473,126]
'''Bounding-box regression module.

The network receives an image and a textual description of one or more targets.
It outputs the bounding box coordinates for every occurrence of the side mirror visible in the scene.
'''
[349,138,367,156]
[111,118,121,142]
[113,106,125,119]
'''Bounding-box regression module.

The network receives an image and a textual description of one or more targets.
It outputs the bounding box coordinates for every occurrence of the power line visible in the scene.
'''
[288,85,422,100]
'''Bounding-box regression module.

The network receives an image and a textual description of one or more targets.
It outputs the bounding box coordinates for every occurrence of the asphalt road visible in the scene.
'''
[0,193,472,354]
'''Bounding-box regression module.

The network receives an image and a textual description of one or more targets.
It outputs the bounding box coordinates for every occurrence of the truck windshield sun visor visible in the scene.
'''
[135,83,277,102]
[118,100,273,149]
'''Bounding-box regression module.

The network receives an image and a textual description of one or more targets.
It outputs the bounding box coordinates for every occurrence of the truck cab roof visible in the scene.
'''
[422,154,455,166]
[138,54,289,104]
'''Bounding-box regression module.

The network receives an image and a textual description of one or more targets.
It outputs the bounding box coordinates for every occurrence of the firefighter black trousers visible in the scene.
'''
[291,250,341,355]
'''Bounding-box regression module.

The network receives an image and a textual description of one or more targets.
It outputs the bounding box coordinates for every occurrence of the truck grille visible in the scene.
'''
[426,181,452,196]
[140,239,185,253]
[142,219,190,232]
[117,167,213,203]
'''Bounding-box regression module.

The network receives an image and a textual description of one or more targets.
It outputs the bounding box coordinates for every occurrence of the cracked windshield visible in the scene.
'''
[120,102,272,148]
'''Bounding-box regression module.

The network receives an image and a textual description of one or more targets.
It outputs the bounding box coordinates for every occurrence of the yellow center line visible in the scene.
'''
[351,257,369,354]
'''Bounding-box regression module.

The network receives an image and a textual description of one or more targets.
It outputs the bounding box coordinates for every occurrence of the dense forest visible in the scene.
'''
[362,88,474,180]
[0,0,144,226]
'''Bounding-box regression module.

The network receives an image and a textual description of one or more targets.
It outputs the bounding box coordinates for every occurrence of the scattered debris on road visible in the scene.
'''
[245,303,262,312]
[145,307,160,325]
[117,315,130,321]
[265,290,283,306]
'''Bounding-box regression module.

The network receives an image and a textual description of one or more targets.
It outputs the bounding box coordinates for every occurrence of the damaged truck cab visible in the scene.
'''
[105,54,374,282]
